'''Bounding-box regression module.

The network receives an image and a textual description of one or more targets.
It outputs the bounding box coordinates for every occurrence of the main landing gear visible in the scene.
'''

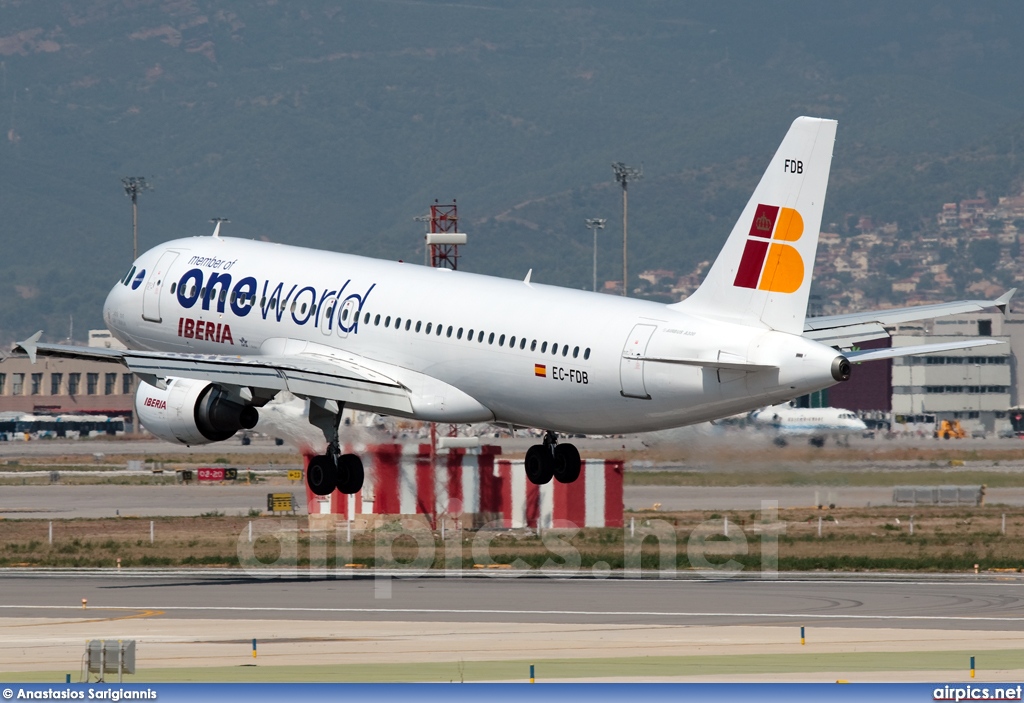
[306,400,364,496]
[524,431,582,485]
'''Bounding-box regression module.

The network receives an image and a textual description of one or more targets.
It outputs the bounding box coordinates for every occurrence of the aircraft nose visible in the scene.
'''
[102,281,122,327]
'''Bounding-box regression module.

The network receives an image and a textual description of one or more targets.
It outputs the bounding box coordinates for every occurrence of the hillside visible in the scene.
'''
[2,1,1024,340]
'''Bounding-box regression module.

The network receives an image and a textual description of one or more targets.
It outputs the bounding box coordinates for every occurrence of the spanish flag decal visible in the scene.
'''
[534,364,547,378]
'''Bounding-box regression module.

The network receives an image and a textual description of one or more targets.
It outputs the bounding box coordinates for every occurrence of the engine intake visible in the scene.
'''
[194,384,259,441]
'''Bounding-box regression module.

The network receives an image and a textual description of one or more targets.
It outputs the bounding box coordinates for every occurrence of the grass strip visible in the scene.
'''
[4,649,1023,683]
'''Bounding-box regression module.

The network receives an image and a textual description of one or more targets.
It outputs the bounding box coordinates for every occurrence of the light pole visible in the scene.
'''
[585,218,606,292]
[612,162,642,296]
[122,177,152,261]
[413,214,431,265]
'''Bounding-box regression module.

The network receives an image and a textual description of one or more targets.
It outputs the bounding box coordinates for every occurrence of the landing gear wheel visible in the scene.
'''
[307,454,337,496]
[337,453,364,494]
[553,443,581,484]
[525,445,554,485]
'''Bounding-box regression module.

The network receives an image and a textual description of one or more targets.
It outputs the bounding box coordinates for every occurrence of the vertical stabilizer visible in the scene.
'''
[671,117,836,334]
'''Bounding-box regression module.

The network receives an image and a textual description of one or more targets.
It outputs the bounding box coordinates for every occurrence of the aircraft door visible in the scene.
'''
[319,296,337,335]
[142,251,180,323]
[620,323,656,399]
[336,298,358,339]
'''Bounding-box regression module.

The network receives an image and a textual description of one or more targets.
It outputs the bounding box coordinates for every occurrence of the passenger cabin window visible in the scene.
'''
[488,333,495,344]
[457,328,463,340]
[562,345,568,357]
[416,321,422,332]
[384,316,391,327]
[374,314,381,326]
[509,336,516,347]
[170,283,177,294]
[584,348,591,360]
[531,340,537,351]
[573,346,579,358]
[364,313,370,324]
[541,342,547,353]
[426,323,432,334]
[478,331,484,343]
[499,334,506,346]
[446,326,453,338]
[405,319,411,331]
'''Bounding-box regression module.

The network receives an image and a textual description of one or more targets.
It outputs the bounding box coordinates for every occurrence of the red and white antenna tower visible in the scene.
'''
[426,200,465,270]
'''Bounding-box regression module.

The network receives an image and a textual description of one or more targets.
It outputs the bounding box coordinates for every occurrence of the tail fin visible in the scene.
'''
[672,116,836,334]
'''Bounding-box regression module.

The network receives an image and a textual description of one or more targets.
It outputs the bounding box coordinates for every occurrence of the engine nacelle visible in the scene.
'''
[135,378,258,445]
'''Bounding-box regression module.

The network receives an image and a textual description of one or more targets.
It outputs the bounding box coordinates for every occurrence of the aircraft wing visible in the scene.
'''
[11,333,417,416]
[803,289,1015,347]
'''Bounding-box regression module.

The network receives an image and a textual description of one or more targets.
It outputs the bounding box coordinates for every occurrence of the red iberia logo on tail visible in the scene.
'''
[733,204,805,293]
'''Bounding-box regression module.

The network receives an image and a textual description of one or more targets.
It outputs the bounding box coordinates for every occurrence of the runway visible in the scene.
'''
[3,570,1024,630]
[3,571,1024,681]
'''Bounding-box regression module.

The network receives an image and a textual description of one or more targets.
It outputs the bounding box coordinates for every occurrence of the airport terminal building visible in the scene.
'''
[818,310,1022,434]
[0,331,135,424]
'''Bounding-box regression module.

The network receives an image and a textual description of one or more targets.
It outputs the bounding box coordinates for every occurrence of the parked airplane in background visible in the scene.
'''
[750,403,868,447]
[11,117,1012,498]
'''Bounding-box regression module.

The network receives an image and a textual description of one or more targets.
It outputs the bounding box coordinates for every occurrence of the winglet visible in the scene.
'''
[15,330,43,364]
[524,269,533,285]
[995,288,1016,313]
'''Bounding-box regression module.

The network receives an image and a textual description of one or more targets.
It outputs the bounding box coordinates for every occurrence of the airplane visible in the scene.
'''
[749,403,868,447]
[11,116,1012,499]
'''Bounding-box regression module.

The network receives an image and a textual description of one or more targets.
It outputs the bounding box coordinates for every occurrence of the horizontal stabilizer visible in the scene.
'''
[805,288,1016,348]
[845,339,1004,363]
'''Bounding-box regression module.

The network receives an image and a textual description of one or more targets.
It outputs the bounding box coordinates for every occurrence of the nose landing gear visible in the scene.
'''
[525,430,582,485]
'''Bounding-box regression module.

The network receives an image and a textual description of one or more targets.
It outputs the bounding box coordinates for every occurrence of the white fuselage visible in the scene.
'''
[104,236,843,434]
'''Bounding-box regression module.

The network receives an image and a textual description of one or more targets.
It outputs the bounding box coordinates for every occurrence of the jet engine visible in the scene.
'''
[135,378,258,445]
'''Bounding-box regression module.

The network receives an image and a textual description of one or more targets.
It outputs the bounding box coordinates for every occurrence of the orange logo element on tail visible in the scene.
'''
[733,204,804,293]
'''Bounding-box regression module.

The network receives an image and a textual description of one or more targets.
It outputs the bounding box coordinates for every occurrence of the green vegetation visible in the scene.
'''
[3,3,1024,339]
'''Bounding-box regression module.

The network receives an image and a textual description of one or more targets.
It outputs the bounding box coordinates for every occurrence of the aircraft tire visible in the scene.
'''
[553,443,581,484]
[338,453,364,494]
[307,454,338,496]
[525,445,554,485]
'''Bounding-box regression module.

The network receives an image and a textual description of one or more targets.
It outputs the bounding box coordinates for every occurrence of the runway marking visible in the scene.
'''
[5,608,164,627]
[2,569,1024,586]
[1,604,1023,623]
